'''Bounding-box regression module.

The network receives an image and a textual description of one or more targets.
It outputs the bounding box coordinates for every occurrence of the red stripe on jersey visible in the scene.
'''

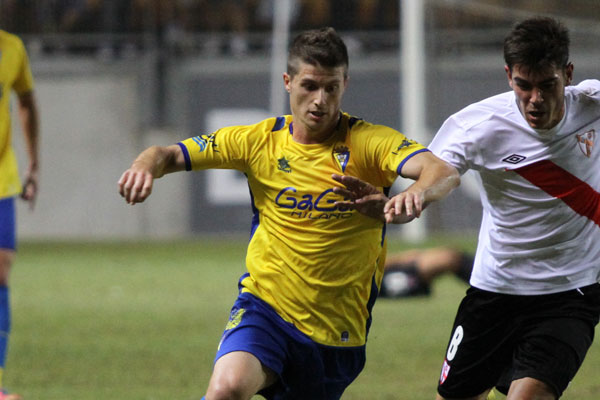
[512,160,600,226]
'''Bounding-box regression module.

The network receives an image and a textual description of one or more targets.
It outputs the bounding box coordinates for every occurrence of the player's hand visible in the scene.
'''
[20,169,39,211]
[332,174,388,222]
[383,189,424,224]
[118,166,154,205]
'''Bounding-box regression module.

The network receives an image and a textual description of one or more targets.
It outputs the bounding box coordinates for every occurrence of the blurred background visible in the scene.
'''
[6,0,600,240]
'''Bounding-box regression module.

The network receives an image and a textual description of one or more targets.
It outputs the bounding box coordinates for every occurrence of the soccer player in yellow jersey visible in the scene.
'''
[0,30,40,400]
[119,27,459,399]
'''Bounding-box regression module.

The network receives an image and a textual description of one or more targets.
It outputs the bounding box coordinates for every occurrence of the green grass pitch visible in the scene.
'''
[7,235,600,399]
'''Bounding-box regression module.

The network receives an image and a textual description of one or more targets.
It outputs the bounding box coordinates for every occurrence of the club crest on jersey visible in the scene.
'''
[576,129,595,158]
[277,157,292,173]
[333,146,350,172]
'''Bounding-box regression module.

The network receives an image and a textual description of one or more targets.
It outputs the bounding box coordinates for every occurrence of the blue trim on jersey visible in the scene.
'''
[348,117,362,129]
[245,173,260,240]
[289,122,294,135]
[396,148,430,175]
[238,272,251,291]
[0,197,16,250]
[365,274,379,337]
[380,222,387,247]
[272,116,286,132]
[177,142,192,171]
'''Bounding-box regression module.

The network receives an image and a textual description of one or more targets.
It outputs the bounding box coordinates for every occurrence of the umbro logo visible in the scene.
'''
[502,154,527,164]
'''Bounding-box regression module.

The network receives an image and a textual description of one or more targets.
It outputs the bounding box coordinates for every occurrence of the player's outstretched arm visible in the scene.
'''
[387,151,459,223]
[331,153,459,224]
[118,144,186,205]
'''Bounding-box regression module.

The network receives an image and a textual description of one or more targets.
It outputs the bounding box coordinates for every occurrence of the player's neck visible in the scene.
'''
[291,114,341,145]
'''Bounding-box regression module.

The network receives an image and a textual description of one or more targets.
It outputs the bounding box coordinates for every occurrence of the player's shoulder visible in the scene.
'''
[341,111,398,137]
[220,115,290,137]
[567,80,600,101]
[449,91,513,131]
[0,30,26,51]
[267,115,293,133]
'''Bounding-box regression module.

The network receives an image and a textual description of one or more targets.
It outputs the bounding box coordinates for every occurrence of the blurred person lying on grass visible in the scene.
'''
[379,247,473,298]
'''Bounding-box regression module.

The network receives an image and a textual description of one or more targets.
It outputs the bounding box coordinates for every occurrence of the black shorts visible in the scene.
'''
[437,283,600,398]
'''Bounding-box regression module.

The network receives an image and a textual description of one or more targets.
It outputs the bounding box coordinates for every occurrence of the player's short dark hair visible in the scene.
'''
[287,27,349,78]
[503,17,570,73]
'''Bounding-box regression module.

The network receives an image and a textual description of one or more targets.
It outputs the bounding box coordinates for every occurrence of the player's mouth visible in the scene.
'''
[309,110,326,120]
[527,110,546,122]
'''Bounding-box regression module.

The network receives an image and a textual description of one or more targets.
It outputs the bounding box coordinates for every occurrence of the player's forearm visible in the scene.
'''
[131,145,183,179]
[18,93,40,173]
[417,161,460,206]
[119,144,185,204]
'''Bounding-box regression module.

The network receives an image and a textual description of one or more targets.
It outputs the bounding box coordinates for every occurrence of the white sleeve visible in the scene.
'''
[575,79,600,98]
[428,116,473,175]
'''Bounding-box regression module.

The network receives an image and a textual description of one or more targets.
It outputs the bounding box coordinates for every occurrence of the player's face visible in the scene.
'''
[506,63,573,130]
[284,62,347,144]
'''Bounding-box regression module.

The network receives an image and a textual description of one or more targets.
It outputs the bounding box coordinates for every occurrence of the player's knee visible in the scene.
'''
[205,378,251,400]
[506,377,557,400]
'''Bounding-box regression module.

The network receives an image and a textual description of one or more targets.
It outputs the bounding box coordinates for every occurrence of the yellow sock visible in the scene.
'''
[487,388,497,400]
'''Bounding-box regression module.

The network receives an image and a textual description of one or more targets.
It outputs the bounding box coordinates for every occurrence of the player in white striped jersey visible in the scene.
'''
[337,16,600,400]
[429,17,600,400]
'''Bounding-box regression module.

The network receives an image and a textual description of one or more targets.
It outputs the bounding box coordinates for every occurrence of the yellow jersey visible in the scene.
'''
[179,112,428,346]
[0,30,34,199]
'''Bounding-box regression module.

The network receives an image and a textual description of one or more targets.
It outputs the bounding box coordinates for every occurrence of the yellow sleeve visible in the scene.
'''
[177,118,274,172]
[352,121,428,187]
[12,37,34,95]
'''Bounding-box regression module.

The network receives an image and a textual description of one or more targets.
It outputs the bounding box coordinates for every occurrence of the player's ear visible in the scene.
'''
[564,62,574,85]
[504,65,513,89]
[283,73,292,93]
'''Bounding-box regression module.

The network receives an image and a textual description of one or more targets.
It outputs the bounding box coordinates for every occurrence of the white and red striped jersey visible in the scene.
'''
[430,80,600,295]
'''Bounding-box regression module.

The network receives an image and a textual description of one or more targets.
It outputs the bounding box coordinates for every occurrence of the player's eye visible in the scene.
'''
[303,84,317,91]
[540,82,555,91]
[516,82,532,90]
